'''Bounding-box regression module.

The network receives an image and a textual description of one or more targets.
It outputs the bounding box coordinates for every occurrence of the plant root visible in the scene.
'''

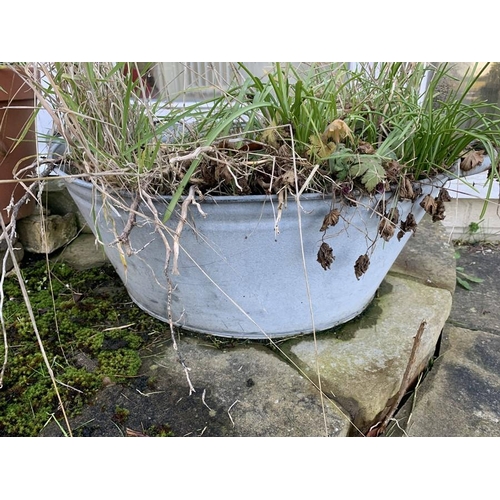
[166,278,195,395]
[172,185,206,275]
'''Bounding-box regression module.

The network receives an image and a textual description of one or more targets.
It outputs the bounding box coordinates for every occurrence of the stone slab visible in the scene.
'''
[448,243,500,335]
[42,336,350,437]
[404,325,500,437]
[281,274,452,433]
[391,215,456,294]
[17,213,77,254]
[43,179,91,233]
[52,233,110,270]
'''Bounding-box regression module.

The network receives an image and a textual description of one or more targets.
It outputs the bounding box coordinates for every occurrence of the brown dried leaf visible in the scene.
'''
[420,194,437,215]
[384,160,402,182]
[354,254,370,280]
[278,143,292,157]
[398,213,418,240]
[378,217,395,242]
[262,122,280,148]
[308,134,336,158]
[401,213,417,233]
[411,184,422,201]
[200,162,216,185]
[320,209,341,232]
[460,149,484,172]
[420,194,447,222]
[387,207,400,224]
[399,177,414,200]
[321,119,353,144]
[432,199,446,222]
[215,163,233,185]
[281,170,296,186]
[317,242,334,270]
[357,141,376,154]
[238,140,264,152]
[437,187,452,202]
[126,428,148,437]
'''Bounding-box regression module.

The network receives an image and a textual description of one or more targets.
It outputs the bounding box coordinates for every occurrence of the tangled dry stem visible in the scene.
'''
[172,185,207,276]
[0,167,74,436]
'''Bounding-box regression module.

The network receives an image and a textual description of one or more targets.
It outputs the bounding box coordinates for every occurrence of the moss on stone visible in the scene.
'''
[0,257,169,436]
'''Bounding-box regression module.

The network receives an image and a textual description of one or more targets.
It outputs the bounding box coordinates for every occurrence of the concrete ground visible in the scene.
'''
[390,241,500,437]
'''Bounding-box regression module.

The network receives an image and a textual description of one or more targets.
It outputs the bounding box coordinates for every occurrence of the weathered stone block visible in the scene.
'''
[405,326,500,437]
[392,214,456,294]
[282,274,452,433]
[141,337,350,437]
[43,178,91,233]
[17,213,77,254]
[53,233,109,270]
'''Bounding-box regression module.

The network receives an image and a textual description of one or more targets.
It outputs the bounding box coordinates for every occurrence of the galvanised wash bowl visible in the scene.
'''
[58,158,491,339]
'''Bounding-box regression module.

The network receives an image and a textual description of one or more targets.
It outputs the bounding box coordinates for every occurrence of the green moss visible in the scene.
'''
[145,424,174,437]
[112,406,130,425]
[0,258,169,436]
[98,349,142,382]
[74,328,105,353]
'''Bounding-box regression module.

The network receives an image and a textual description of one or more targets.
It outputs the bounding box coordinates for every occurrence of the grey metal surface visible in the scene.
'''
[60,170,469,339]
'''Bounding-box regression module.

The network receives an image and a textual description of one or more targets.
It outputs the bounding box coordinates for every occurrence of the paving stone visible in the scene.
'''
[42,336,350,437]
[43,178,91,233]
[17,213,77,254]
[404,325,500,437]
[281,274,452,434]
[448,243,500,335]
[52,233,109,270]
[391,215,456,294]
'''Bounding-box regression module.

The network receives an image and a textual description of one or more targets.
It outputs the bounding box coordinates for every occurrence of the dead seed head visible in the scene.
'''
[354,254,370,280]
[317,242,335,270]
[320,209,341,232]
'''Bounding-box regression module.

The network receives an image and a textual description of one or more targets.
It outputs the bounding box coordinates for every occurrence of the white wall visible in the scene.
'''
[442,172,500,241]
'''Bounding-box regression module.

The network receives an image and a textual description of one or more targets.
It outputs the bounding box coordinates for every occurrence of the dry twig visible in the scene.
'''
[168,146,214,165]
[172,185,207,275]
[367,320,427,437]
[227,399,240,427]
